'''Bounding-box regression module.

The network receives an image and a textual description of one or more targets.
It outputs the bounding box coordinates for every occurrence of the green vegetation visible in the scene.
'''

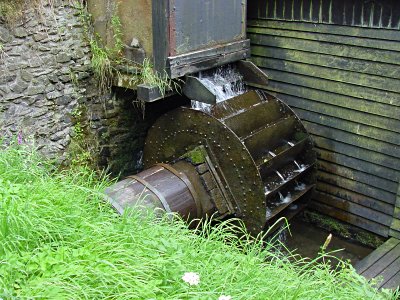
[67,105,99,169]
[0,144,397,299]
[181,146,207,165]
[0,0,25,24]
[303,210,385,248]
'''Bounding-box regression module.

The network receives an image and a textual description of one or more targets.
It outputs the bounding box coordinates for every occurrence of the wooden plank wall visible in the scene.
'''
[247,0,400,237]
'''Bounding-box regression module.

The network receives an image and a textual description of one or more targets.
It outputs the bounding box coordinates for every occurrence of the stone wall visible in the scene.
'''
[0,0,158,175]
[0,1,90,159]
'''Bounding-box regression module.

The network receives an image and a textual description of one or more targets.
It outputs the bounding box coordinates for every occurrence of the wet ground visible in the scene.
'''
[284,217,374,267]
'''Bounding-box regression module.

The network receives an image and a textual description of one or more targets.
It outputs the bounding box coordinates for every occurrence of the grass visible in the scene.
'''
[0,144,398,299]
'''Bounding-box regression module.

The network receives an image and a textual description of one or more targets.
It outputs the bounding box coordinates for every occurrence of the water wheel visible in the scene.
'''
[106,89,316,235]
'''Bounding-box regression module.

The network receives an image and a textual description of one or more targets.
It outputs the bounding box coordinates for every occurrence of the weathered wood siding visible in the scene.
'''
[248,0,400,237]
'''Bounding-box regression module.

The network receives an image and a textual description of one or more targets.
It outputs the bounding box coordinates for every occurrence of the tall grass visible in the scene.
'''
[0,144,397,299]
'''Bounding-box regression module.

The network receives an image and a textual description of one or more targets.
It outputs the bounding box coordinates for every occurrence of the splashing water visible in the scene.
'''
[278,191,292,204]
[191,65,246,112]
[294,182,306,191]
[191,100,212,113]
[199,65,246,102]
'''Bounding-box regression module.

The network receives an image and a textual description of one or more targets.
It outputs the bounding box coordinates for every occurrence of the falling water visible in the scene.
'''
[275,170,286,182]
[293,159,308,173]
[191,100,212,113]
[191,65,247,113]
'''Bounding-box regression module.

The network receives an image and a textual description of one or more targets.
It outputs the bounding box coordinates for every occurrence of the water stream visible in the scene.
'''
[275,170,286,182]
[191,65,247,113]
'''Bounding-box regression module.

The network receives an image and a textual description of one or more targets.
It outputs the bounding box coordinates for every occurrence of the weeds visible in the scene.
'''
[0,144,397,299]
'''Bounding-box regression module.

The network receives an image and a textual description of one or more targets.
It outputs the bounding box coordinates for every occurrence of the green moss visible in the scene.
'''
[304,210,351,238]
[181,146,207,165]
[303,210,384,248]
[0,0,24,24]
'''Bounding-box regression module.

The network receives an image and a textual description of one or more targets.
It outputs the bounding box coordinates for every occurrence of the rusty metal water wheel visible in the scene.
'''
[106,89,316,235]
